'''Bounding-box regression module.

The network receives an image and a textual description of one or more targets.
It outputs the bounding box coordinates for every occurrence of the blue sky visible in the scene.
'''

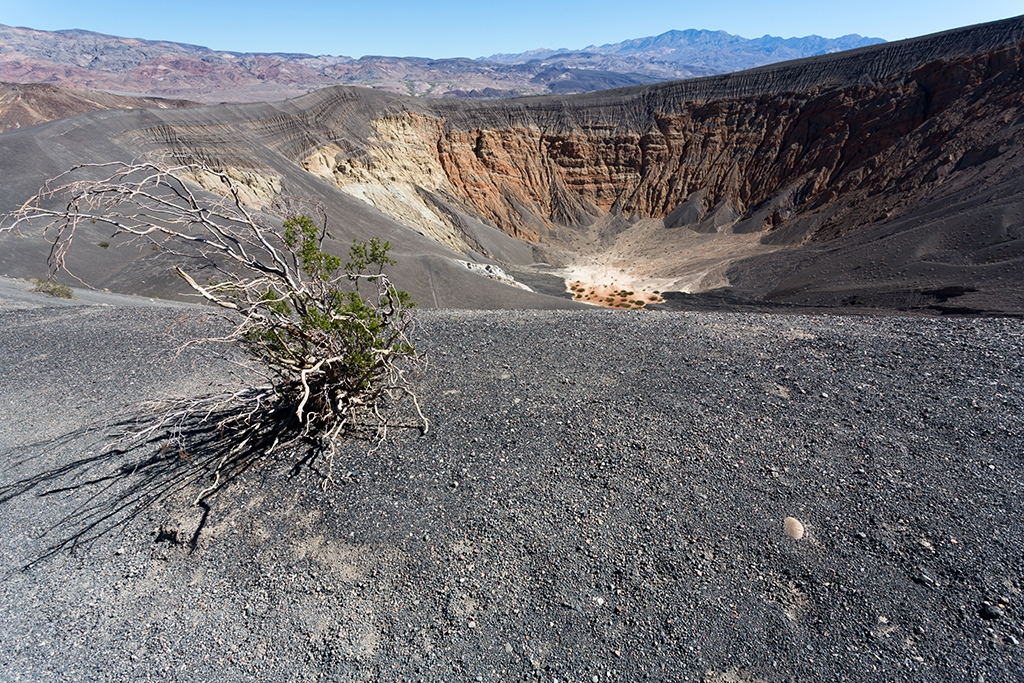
[1,0,1021,58]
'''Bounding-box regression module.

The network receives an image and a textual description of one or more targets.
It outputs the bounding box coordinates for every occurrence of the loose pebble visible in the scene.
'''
[979,604,1004,620]
[785,517,805,540]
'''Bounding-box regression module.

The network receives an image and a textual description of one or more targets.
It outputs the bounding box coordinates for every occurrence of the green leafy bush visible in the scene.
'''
[224,214,419,439]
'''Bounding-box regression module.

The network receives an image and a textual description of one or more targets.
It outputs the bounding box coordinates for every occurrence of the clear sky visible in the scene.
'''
[1,0,1021,59]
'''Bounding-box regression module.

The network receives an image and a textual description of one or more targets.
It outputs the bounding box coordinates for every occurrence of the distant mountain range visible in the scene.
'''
[0,23,884,103]
[485,30,883,74]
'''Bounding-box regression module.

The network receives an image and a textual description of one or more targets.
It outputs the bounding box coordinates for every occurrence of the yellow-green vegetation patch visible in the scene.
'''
[31,278,73,299]
[567,280,664,309]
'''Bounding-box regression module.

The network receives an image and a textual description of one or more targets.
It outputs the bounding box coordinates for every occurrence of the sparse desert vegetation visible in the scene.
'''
[30,277,72,299]
[567,280,664,309]
[6,161,425,492]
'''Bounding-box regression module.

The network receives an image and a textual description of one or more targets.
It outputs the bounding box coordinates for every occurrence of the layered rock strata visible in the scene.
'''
[2,16,1023,311]
[273,15,1024,305]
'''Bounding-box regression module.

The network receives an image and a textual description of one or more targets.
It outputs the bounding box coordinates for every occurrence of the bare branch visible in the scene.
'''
[3,159,426,496]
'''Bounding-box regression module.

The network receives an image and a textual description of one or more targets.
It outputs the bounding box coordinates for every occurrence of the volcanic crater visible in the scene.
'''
[2,16,1024,683]
[2,16,1024,315]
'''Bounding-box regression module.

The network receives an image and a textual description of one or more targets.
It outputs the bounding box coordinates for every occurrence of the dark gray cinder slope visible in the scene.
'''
[0,94,585,310]
[1,285,1022,681]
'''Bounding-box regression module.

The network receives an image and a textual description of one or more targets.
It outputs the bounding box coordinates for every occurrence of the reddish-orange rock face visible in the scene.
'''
[2,18,1023,312]
[416,39,1023,246]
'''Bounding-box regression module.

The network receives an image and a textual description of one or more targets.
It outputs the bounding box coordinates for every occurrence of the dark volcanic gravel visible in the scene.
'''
[1,288,1023,682]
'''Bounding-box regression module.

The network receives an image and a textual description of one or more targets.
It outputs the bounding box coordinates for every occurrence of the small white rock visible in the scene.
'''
[784,517,805,540]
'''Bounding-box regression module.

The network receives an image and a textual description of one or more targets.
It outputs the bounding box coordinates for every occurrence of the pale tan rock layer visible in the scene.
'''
[293,36,1023,262]
[301,115,476,254]
[13,17,1012,304]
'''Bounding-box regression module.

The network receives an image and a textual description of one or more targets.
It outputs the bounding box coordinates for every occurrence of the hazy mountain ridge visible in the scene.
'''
[485,29,885,75]
[1,23,881,103]
[590,29,883,56]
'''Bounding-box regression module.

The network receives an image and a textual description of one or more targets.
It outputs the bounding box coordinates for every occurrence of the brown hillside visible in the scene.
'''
[0,81,198,132]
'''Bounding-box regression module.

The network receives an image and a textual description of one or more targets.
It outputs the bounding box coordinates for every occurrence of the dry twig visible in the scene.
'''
[2,159,427,498]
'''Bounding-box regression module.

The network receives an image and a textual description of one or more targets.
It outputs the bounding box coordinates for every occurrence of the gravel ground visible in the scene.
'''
[1,285,1023,683]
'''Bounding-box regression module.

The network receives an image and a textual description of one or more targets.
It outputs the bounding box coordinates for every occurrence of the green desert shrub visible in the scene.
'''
[4,160,425,493]
[31,278,72,299]
[237,217,417,417]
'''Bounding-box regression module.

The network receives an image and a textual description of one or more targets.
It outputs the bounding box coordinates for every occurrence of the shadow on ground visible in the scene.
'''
[0,402,317,568]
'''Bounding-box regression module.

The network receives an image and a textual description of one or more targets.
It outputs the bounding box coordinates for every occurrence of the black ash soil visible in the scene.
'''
[1,291,1022,682]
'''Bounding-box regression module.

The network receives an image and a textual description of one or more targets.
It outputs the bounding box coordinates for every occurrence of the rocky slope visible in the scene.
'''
[1,16,1023,314]
[0,81,197,132]
[1,287,1023,682]
[0,23,880,104]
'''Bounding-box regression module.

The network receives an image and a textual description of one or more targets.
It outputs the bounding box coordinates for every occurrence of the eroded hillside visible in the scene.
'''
[0,81,198,133]
[2,16,1023,313]
[287,16,1024,310]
